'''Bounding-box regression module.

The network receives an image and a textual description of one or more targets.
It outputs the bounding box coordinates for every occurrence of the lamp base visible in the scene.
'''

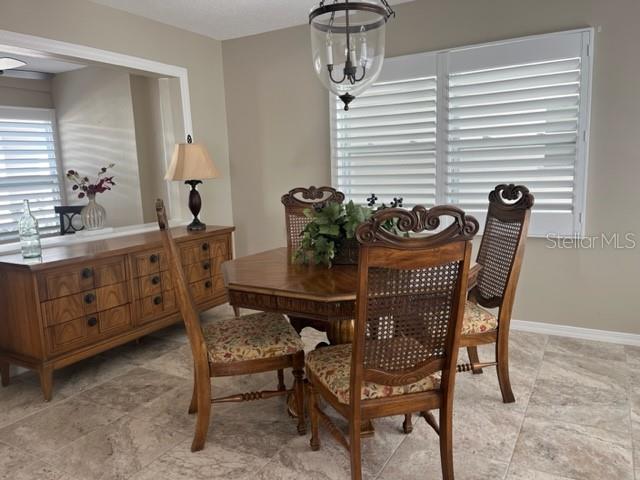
[185,179,206,232]
[187,218,206,231]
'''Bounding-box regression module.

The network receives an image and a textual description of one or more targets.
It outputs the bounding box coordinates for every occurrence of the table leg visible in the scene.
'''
[327,318,355,345]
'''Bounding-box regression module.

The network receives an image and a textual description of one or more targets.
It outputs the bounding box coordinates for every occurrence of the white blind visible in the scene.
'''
[331,30,592,236]
[446,57,582,211]
[332,53,438,207]
[0,107,61,242]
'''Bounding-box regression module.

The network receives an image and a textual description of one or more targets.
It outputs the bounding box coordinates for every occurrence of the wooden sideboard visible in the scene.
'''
[0,225,234,400]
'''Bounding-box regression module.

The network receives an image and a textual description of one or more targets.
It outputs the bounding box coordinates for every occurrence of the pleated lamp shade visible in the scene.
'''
[165,140,220,181]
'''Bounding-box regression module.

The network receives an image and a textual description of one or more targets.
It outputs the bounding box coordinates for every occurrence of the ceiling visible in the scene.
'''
[88,0,413,41]
[0,51,86,74]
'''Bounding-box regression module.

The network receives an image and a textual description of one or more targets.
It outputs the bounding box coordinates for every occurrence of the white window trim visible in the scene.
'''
[330,28,594,238]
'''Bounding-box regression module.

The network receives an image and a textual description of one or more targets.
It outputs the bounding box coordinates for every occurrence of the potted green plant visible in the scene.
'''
[295,200,372,266]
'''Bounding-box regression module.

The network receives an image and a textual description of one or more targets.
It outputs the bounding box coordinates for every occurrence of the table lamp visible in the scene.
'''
[165,135,220,231]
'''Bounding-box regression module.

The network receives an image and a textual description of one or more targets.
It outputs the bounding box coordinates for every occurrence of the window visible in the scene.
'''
[0,107,62,242]
[331,29,593,236]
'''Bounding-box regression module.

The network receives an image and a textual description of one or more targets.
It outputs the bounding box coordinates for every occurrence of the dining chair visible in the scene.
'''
[277,185,346,348]
[155,199,306,452]
[281,186,345,251]
[460,184,534,403]
[400,184,534,435]
[305,205,479,480]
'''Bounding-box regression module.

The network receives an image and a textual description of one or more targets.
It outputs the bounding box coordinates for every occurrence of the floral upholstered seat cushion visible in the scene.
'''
[462,301,498,335]
[306,343,440,404]
[203,312,304,364]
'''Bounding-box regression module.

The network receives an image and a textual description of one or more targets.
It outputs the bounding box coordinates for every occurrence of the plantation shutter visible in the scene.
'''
[445,31,591,236]
[331,52,438,207]
[0,107,62,242]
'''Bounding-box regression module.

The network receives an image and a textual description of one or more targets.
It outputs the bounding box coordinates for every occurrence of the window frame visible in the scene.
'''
[330,28,594,238]
[0,105,65,242]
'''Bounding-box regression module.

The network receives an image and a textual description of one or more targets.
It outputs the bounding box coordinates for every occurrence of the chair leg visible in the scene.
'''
[439,401,454,480]
[349,416,363,480]
[308,381,320,451]
[232,305,240,317]
[1,360,10,387]
[292,366,306,435]
[402,413,413,434]
[467,346,484,375]
[277,369,286,391]
[191,373,212,452]
[496,333,515,403]
[188,379,198,414]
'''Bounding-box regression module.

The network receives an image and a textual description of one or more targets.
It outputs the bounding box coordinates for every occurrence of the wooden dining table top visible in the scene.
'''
[222,247,358,303]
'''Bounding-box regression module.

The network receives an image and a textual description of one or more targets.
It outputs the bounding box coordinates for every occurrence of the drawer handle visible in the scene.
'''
[205,280,212,289]
[81,267,94,279]
[153,296,163,305]
[84,293,96,304]
[203,261,211,270]
[149,254,159,264]
[151,275,161,285]
[201,242,209,252]
[87,317,98,327]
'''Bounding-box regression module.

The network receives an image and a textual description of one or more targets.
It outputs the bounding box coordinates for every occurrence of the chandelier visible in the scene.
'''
[309,0,395,110]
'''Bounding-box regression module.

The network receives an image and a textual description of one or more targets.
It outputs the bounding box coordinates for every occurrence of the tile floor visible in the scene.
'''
[0,304,637,479]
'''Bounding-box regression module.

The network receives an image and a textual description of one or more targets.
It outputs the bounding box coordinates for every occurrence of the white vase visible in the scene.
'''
[81,194,106,230]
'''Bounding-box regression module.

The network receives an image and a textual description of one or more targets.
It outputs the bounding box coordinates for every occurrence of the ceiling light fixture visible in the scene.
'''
[309,0,395,110]
[0,57,27,73]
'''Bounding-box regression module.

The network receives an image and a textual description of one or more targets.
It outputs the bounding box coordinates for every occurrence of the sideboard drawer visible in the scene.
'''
[137,290,176,323]
[180,240,211,265]
[44,283,129,327]
[132,250,169,278]
[44,291,98,326]
[211,238,229,258]
[190,277,215,302]
[46,306,132,355]
[38,257,127,300]
[93,258,127,287]
[47,317,90,354]
[96,283,129,311]
[99,305,132,334]
[136,272,173,298]
[184,260,212,283]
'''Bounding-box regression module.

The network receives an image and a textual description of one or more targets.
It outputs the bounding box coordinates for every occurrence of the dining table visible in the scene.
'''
[222,247,358,345]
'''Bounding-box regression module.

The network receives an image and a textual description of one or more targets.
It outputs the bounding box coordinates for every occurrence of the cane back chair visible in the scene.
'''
[155,200,306,452]
[460,184,534,403]
[305,205,479,480]
[277,186,346,342]
[281,186,345,251]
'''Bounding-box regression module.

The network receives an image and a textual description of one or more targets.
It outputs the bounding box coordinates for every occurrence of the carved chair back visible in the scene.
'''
[281,186,345,250]
[155,200,209,373]
[351,206,479,407]
[472,184,534,312]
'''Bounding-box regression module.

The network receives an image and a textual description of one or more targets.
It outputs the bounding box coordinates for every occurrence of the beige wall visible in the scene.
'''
[0,0,232,227]
[0,76,53,108]
[130,74,169,223]
[223,0,640,334]
[52,66,143,227]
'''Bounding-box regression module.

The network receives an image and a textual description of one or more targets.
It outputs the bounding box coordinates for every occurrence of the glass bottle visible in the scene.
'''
[18,199,42,259]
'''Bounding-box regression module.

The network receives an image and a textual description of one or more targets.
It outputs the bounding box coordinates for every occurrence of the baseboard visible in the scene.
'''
[512,319,640,347]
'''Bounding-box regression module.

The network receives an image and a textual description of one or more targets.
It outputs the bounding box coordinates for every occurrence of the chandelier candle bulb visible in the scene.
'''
[326,34,334,65]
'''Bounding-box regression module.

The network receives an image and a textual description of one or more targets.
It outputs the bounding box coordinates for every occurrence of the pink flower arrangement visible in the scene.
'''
[66,164,116,199]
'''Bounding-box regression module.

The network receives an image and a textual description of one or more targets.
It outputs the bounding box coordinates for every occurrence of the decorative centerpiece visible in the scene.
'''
[295,195,404,266]
[66,164,116,231]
